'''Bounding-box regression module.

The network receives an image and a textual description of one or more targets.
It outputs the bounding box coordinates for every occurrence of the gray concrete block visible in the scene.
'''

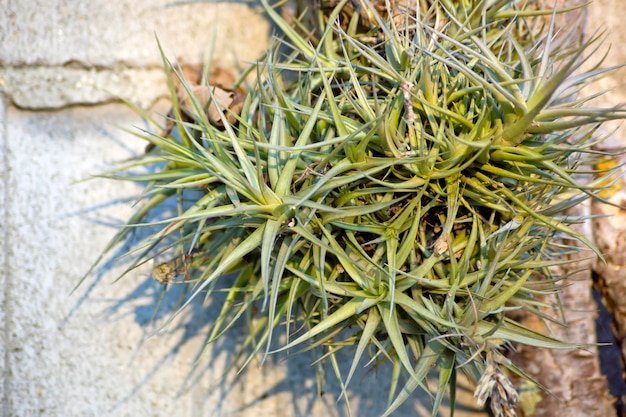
[0,1,270,109]
[0,96,8,416]
[0,103,278,416]
[0,1,269,68]
[1,104,182,416]
[0,66,168,110]
[0,100,485,416]
[0,103,301,415]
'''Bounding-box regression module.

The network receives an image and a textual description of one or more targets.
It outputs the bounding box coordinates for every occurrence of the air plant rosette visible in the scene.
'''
[86,0,625,415]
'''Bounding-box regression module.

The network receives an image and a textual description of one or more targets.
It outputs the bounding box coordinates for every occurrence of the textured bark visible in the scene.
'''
[592,200,626,415]
[503,2,619,416]
[508,240,616,417]
[584,0,626,413]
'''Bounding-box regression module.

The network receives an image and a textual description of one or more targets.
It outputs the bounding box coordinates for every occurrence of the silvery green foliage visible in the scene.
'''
[88,1,624,415]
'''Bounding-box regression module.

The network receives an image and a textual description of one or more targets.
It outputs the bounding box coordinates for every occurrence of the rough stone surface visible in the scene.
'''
[0,97,8,414]
[1,104,205,417]
[0,1,270,109]
[0,66,168,109]
[0,1,268,67]
[0,103,487,417]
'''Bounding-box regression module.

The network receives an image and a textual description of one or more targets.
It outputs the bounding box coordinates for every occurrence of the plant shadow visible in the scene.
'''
[59,8,487,413]
[66,186,484,416]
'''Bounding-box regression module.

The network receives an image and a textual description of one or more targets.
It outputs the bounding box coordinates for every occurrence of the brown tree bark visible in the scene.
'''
[504,0,626,417]
[508,238,616,416]
[592,200,626,415]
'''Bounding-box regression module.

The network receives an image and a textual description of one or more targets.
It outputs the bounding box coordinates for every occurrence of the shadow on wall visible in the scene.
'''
[60,134,482,417]
[48,2,483,415]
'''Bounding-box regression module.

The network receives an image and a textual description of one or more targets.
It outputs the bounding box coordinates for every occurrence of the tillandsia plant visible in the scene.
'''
[85,0,626,415]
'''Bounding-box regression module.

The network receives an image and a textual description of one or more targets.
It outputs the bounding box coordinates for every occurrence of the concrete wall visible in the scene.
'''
[0,1,623,416]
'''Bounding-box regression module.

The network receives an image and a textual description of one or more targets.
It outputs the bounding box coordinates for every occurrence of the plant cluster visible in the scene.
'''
[88,0,625,415]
